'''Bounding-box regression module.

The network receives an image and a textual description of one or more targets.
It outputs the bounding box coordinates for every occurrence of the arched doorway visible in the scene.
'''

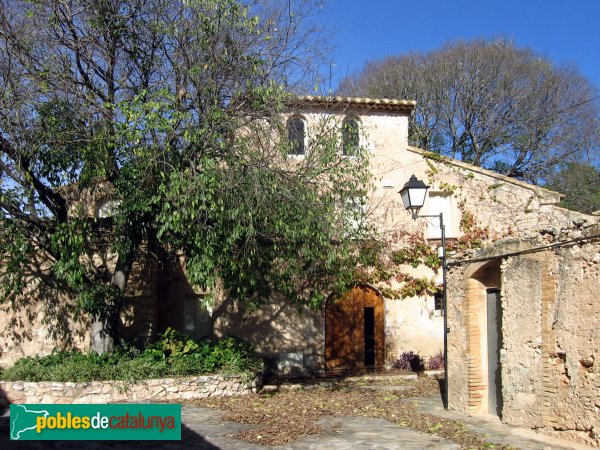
[465,261,503,416]
[325,286,385,370]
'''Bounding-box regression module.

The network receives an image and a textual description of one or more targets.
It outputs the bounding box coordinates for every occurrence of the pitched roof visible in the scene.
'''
[406,146,564,205]
[288,95,416,113]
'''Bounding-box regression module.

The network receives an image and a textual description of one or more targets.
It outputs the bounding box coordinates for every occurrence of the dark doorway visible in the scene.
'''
[486,288,503,416]
[364,307,375,366]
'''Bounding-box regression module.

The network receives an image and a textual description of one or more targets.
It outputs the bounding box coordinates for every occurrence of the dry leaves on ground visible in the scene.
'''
[192,377,516,449]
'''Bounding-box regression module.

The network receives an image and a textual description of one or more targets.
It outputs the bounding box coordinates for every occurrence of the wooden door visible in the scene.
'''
[325,286,384,370]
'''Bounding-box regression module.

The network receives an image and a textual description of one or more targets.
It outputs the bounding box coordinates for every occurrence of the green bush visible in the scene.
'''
[0,329,262,382]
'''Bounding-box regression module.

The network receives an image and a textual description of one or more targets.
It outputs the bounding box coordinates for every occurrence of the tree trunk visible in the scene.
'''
[90,258,134,354]
[90,308,119,355]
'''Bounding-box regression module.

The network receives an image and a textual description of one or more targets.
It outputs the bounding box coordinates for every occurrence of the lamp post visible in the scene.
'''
[399,175,449,410]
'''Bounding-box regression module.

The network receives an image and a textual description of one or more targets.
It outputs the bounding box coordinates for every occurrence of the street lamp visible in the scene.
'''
[399,175,449,410]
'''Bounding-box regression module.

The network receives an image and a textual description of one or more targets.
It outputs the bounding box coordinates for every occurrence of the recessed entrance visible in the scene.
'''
[325,286,384,370]
[486,288,503,416]
[465,261,503,416]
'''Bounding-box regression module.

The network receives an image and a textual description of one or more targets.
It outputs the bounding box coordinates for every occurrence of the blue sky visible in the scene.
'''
[319,0,600,91]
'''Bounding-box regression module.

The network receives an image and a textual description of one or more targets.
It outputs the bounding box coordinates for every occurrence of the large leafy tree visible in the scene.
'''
[0,0,371,353]
[339,39,600,182]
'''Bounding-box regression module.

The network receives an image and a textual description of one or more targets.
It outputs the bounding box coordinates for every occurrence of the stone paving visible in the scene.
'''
[409,396,591,450]
[0,390,593,449]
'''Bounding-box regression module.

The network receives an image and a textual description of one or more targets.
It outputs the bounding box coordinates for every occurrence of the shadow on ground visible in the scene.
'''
[436,377,446,402]
[0,415,220,449]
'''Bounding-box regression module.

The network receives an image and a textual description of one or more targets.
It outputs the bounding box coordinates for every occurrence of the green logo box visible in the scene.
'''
[10,404,181,440]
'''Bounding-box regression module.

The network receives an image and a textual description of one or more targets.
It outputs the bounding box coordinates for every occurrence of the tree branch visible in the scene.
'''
[0,134,68,222]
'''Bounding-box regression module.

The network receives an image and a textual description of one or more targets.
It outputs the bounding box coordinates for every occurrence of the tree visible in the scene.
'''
[339,39,600,182]
[546,163,600,214]
[0,0,370,353]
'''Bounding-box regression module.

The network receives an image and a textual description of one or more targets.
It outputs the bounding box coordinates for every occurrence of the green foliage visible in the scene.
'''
[0,0,370,349]
[396,274,441,298]
[77,284,123,318]
[149,327,200,360]
[391,244,440,270]
[546,162,600,214]
[353,233,442,300]
[50,221,89,288]
[422,151,449,164]
[0,332,261,382]
[0,219,34,302]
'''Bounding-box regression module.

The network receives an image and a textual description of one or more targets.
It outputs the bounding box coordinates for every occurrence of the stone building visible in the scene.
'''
[1,96,598,446]
[446,221,600,447]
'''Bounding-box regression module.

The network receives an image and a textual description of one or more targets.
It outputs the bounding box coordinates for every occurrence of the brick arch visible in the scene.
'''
[325,285,385,371]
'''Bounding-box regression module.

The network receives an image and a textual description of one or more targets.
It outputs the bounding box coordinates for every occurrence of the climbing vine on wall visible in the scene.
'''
[446,203,491,251]
[353,191,492,300]
[352,153,505,301]
[354,210,490,300]
[351,232,442,300]
[423,153,494,251]
[391,232,441,270]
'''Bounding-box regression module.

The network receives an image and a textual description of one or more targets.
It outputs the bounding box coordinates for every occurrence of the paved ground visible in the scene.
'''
[409,396,591,450]
[0,392,592,449]
[0,405,460,449]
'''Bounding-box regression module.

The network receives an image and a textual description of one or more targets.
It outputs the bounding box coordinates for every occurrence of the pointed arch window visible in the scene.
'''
[287,116,306,156]
[342,118,360,156]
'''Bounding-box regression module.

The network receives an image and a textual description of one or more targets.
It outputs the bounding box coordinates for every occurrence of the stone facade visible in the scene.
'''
[447,223,600,448]
[0,374,259,405]
[0,251,89,365]
[0,244,157,366]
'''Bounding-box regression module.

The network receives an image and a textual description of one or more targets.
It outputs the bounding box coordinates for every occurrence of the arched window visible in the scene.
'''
[287,116,305,156]
[342,118,360,156]
[97,199,120,218]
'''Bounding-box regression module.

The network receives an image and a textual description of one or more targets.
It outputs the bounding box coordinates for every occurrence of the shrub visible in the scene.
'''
[147,327,200,360]
[0,330,262,382]
[391,351,425,372]
[427,351,445,370]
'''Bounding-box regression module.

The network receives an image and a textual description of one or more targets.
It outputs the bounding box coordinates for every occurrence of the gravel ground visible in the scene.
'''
[192,377,517,449]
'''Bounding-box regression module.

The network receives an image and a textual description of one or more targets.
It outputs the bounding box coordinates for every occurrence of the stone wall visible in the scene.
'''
[213,295,325,374]
[0,244,157,368]
[543,236,600,446]
[0,251,89,368]
[0,374,259,406]
[447,223,600,448]
[500,256,544,428]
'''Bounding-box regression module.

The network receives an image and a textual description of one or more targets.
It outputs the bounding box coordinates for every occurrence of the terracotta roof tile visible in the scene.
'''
[287,95,416,113]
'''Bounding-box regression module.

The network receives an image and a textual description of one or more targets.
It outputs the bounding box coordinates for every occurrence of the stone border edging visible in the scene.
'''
[0,373,259,405]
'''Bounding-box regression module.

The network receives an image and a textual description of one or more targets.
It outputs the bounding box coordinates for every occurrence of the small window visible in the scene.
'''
[97,199,120,218]
[344,196,366,233]
[342,118,360,156]
[434,292,444,316]
[183,295,211,339]
[427,193,453,239]
[287,116,305,156]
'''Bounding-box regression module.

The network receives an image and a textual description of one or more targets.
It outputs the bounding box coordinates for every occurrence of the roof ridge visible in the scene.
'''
[406,146,564,203]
